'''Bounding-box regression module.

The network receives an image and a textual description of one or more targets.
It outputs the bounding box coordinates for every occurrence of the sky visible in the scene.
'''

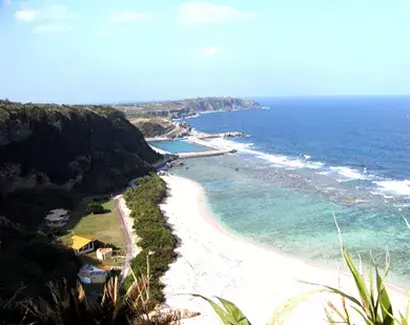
[0,0,410,103]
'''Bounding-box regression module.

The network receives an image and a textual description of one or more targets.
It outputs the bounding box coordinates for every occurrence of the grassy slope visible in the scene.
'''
[61,199,125,268]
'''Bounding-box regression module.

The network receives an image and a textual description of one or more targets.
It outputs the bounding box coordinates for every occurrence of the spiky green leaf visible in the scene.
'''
[216,297,251,325]
[343,250,374,319]
[375,267,393,325]
[190,294,237,325]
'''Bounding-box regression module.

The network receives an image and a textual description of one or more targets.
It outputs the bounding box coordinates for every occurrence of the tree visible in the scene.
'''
[86,202,104,214]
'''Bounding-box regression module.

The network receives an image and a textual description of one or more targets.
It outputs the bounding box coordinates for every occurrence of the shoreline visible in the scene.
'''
[160,174,409,324]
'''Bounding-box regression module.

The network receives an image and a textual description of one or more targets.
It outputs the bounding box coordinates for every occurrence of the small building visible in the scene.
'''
[96,247,113,261]
[71,235,96,255]
[78,264,107,284]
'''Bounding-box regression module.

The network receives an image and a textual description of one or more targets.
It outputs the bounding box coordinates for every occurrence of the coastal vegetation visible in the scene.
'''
[123,174,177,303]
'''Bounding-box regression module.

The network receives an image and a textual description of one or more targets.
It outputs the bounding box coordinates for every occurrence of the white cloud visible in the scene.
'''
[178,2,254,24]
[15,5,76,34]
[203,46,218,56]
[33,24,73,34]
[15,9,39,22]
[111,11,152,23]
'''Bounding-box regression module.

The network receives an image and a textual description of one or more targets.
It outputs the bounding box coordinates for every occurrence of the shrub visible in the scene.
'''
[86,202,104,214]
[123,174,177,303]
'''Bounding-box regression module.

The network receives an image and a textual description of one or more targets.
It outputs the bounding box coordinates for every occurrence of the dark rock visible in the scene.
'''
[0,100,162,228]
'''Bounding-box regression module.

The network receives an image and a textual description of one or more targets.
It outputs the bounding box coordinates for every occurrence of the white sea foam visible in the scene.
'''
[369,191,394,199]
[192,137,379,183]
[185,113,200,120]
[198,138,324,170]
[329,166,370,181]
[393,203,410,208]
[374,180,410,196]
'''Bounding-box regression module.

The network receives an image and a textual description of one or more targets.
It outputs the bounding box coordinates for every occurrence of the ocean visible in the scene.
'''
[169,96,410,288]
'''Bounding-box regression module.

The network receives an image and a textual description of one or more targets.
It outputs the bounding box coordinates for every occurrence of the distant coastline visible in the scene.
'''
[116,96,261,118]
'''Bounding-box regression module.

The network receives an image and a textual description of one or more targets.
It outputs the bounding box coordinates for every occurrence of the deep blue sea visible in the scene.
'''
[169,96,410,287]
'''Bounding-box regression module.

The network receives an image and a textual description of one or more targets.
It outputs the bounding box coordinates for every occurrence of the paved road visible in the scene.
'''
[115,197,133,284]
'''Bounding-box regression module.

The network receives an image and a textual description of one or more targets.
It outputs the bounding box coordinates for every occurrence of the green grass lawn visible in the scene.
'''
[61,199,126,268]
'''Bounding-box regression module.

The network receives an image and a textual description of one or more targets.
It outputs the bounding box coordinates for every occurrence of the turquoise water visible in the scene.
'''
[173,156,410,287]
[170,97,410,288]
[149,140,209,153]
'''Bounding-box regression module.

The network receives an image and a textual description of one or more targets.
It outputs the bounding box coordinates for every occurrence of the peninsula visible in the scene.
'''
[116,96,261,138]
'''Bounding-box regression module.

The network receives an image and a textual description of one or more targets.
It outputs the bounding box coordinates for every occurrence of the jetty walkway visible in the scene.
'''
[178,148,235,159]
[149,145,234,159]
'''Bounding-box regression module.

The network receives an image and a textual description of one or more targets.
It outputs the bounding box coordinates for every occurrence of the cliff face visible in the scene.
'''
[0,100,161,227]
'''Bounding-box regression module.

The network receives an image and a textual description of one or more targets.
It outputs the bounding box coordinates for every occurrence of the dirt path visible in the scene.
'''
[115,196,137,283]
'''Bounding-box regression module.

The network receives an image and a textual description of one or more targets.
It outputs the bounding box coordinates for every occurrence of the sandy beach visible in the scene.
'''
[160,175,408,324]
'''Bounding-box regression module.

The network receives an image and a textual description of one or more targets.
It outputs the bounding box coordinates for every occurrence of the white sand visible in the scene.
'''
[160,175,408,325]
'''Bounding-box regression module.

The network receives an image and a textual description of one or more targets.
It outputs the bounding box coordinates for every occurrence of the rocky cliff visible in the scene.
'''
[0,100,161,228]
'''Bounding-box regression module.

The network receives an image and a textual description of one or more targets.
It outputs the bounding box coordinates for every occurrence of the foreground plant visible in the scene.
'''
[313,214,410,325]
[314,245,410,325]
[20,260,198,325]
[191,294,252,325]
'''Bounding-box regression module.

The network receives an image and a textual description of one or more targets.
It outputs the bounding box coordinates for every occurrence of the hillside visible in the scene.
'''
[128,116,192,138]
[128,116,175,137]
[0,100,161,228]
[116,96,261,119]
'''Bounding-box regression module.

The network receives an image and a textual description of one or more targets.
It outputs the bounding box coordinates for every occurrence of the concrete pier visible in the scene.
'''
[177,149,235,159]
[149,144,235,160]
[145,137,171,142]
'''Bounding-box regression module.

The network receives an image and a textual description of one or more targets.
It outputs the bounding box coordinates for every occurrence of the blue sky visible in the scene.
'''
[0,0,410,103]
